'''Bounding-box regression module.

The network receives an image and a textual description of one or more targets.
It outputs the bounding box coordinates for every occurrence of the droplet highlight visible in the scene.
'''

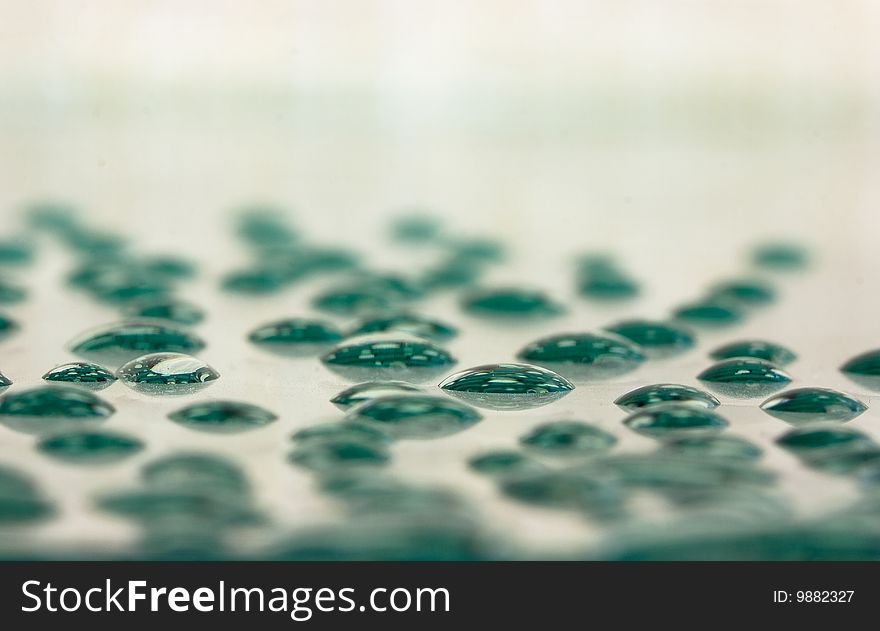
[118,352,219,395]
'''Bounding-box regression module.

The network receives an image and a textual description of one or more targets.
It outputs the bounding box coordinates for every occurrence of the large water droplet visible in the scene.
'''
[118,352,219,395]
[125,298,205,325]
[622,404,728,438]
[761,387,867,423]
[248,317,344,356]
[603,320,694,358]
[461,287,564,320]
[439,363,573,410]
[68,319,206,366]
[330,381,423,410]
[710,339,797,365]
[42,362,117,390]
[37,430,144,464]
[776,424,872,453]
[321,337,456,382]
[697,358,792,398]
[614,383,719,411]
[516,332,644,380]
[349,313,457,342]
[346,394,481,439]
[519,421,616,456]
[840,349,880,391]
[0,386,114,434]
[168,400,277,433]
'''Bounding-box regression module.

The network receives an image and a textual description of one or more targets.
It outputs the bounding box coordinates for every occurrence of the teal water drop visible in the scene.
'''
[0,313,19,341]
[292,421,392,446]
[126,299,205,325]
[439,363,573,410]
[346,394,481,439]
[419,258,484,290]
[710,339,797,365]
[448,238,505,262]
[0,238,34,265]
[312,286,396,316]
[461,287,564,320]
[519,421,616,456]
[141,452,250,497]
[623,404,728,438]
[139,255,197,280]
[69,320,206,365]
[661,435,763,462]
[38,430,144,464]
[576,257,640,300]
[840,349,880,391]
[499,469,624,518]
[673,301,743,327]
[97,488,259,526]
[708,279,776,306]
[221,266,289,294]
[168,400,277,433]
[752,242,809,270]
[614,384,719,411]
[604,320,695,358]
[330,381,423,410]
[761,388,867,423]
[517,332,644,380]
[321,337,456,382]
[248,318,344,356]
[468,450,546,477]
[391,214,441,243]
[118,352,219,395]
[42,362,116,390]
[349,313,457,342]
[776,424,873,453]
[697,358,792,398]
[0,386,114,433]
[288,439,391,472]
[0,370,11,393]
[0,465,54,524]
[0,279,27,305]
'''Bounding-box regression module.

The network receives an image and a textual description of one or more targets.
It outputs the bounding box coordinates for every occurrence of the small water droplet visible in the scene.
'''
[38,429,143,464]
[349,313,457,341]
[461,287,564,320]
[118,352,219,396]
[614,383,719,411]
[623,404,728,438]
[761,387,867,423]
[0,386,114,434]
[708,278,776,306]
[288,439,392,472]
[391,214,441,243]
[697,358,792,398]
[292,421,392,446]
[312,285,397,316]
[519,421,616,456]
[0,279,27,305]
[752,241,809,270]
[68,319,206,366]
[221,266,290,294]
[321,337,456,382]
[346,394,481,439]
[710,339,797,365]
[840,349,880,391]
[439,363,573,410]
[517,332,644,380]
[468,450,547,477]
[168,400,276,433]
[673,300,743,327]
[42,362,116,390]
[603,320,695,358]
[0,238,34,266]
[0,313,20,341]
[330,381,423,410]
[661,435,763,462]
[576,257,639,300]
[126,298,205,325]
[248,317,344,356]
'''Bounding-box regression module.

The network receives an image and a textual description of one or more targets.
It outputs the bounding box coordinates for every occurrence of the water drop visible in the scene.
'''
[168,400,277,433]
[0,238,34,265]
[623,404,728,438]
[141,453,250,497]
[499,468,624,518]
[0,313,19,341]
[118,352,219,395]
[661,435,763,462]
[708,279,776,306]
[673,300,743,327]
[330,381,423,410]
[221,266,289,294]
[68,319,206,365]
[0,371,11,393]
[292,421,392,446]
[321,337,456,382]
[312,286,396,316]
[0,386,114,433]
[0,465,54,524]
[517,332,644,380]
[468,450,546,477]
[38,430,143,464]
[776,424,872,453]
[614,383,719,411]
[126,299,205,325]
[349,313,457,342]
[391,214,441,243]
[0,279,27,305]
[42,362,116,390]
[603,320,695,358]
[248,317,344,356]
[439,363,573,410]
[519,421,616,456]
[697,358,792,398]
[752,242,809,270]
[461,287,564,320]
[761,387,867,423]
[710,339,797,365]
[288,439,391,472]
[840,349,880,391]
[346,394,481,439]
